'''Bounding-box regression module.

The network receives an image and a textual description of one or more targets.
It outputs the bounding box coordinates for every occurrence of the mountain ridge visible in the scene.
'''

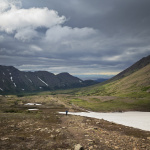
[75,55,150,97]
[0,65,96,94]
[107,55,150,83]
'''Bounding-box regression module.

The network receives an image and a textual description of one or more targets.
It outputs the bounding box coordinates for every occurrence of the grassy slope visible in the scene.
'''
[61,64,150,112]
[80,64,150,96]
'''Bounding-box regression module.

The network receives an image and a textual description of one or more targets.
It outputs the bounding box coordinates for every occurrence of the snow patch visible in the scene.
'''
[0,88,3,91]
[10,76,17,87]
[37,77,48,86]
[13,83,17,87]
[60,111,150,131]
[28,79,32,83]
[10,76,13,82]
[25,75,32,83]
[3,72,5,75]
[28,109,39,111]
[25,103,42,106]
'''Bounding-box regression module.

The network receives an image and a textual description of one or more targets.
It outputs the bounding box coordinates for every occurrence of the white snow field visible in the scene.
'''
[60,111,150,131]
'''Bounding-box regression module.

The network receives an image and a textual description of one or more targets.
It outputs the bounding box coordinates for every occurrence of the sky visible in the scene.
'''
[0,0,150,79]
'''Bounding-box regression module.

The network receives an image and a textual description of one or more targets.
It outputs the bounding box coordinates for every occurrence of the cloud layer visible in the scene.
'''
[0,0,150,78]
[0,0,66,42]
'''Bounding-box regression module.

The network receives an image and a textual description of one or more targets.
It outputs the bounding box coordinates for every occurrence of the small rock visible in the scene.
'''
[114,146,119,149]
[50,135,55,138]
[141,145,146,148]
[87,139,93,143]
[94,145,98,148]
[85,128,93,131]
[86,120,91,122]
[85,135,89,137]
[89,146,93,149]
[1,137,9,141]
[36,128,41,131]
[147,137,150,140]
[146,89,150,93]
[10,125,15,128]
[74,144,84,150]
[56,129,60,133]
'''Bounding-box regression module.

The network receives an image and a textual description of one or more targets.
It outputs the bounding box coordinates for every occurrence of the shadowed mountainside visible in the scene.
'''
[0,66,96,94]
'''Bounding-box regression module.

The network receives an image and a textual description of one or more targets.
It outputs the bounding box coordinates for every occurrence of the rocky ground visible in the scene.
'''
[0,94,150,149]
[60,115,150,150]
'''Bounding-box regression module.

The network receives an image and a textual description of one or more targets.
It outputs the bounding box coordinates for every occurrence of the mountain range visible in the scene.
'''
[1,55,150,95]
[0,66,96,94]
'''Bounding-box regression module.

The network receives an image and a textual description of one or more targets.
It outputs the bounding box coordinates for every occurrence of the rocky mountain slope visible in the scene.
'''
[0,66,96,94]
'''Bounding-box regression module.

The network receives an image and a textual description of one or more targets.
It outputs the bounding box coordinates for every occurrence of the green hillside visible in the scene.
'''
[56,64,150,112]
[77,64,150,97]
[107,55,150,83]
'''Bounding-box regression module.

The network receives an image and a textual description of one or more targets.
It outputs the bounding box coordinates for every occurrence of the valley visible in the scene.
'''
[0,94,150,150]
[0,55,150,149]
[1,0,150,149]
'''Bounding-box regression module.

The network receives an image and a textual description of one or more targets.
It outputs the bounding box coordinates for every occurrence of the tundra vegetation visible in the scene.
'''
[0,91,150,149]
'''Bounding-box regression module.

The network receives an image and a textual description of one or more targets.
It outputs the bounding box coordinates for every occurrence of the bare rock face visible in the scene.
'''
[147,137,150,140]
[146,89,150,93]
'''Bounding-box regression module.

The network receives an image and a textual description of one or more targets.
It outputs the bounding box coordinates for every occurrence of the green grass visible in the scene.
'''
[68,97,150,112]
[141,86,150,91]
[73,64,150,98]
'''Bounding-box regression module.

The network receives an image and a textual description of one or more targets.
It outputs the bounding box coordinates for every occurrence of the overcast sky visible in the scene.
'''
[0,0,150,79]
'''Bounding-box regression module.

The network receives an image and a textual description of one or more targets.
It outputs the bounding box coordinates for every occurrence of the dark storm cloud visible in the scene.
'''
[22,0,150,32]
[0,0,150,76]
